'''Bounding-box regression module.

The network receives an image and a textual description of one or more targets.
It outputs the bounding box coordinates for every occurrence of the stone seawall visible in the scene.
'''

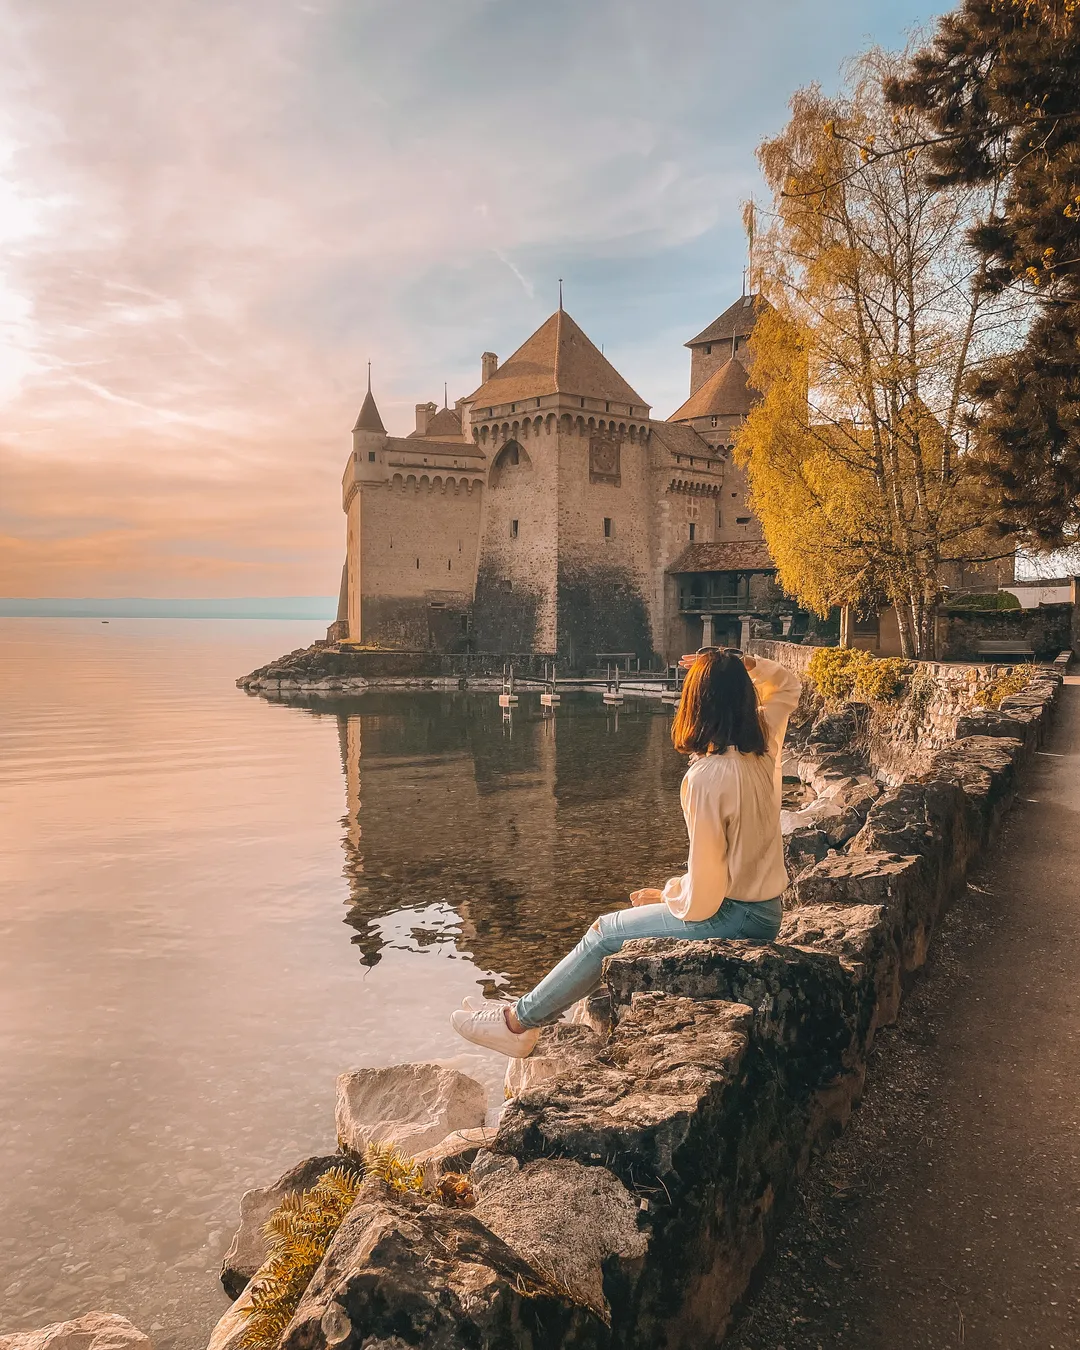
[194,656,1061,1350]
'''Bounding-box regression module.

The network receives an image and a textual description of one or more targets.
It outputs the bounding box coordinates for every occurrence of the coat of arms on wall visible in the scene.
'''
[589,434,622,486]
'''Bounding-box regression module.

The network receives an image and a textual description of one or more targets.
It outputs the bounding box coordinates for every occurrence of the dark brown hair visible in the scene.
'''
[671,650,767,757]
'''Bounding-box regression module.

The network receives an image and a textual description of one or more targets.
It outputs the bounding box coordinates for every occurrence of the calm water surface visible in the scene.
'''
[0,619,689,1349]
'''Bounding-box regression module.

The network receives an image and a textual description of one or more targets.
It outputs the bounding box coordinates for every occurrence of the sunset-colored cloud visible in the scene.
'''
[0,0,941,597]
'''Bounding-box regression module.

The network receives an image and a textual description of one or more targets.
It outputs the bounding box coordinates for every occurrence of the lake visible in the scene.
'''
[0,619,689,1349]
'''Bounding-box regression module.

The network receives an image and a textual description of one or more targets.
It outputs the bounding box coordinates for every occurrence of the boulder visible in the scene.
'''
[204,1283,255,1350]
[0,1314,152,1350]
[411,1126,496,1186]
[335,1062,486,1157]
[278,1181,605,1350]
[793,851,933,972]
[471,1154,647,1320]
[220,1152,341,1298]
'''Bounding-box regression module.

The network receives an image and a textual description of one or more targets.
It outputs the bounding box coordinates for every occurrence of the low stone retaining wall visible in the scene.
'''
[237,646,568,696]
[188,661,1060,1349]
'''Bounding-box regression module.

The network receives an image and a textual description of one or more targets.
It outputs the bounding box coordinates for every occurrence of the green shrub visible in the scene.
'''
[947,590,1021,610]
[851,655,910,704]
[805,646,911,705]
[974,668,1034,709]
[806,645,866,701]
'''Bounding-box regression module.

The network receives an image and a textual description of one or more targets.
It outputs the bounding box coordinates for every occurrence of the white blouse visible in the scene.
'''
[661,656,803,921]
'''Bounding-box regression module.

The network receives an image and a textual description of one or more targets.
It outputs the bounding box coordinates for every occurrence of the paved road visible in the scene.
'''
[727,679,1080,1350]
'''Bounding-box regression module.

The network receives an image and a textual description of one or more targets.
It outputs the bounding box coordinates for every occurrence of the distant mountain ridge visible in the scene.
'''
[0,597,337,619]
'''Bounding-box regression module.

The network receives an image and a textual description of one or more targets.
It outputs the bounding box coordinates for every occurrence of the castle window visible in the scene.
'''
[710,416,718,429]
[580,398,585,408]
[736,516,751,524]
[461,614,469,633]
[603,517,612,538]
[535,398,541,407]
[705,344,712,355]
[675,455,681,465]
[416,557,420,568]
[368,451,376,462]
[689,523,696,541]
[448,559,452,571]
[510,519,519,539]
[690,457,695,467]
[717,511,723,529]
[605,402,610,412]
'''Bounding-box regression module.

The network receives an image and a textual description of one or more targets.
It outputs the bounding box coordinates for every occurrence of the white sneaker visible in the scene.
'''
[450,1005,539,1058]
[461,994,490,1012]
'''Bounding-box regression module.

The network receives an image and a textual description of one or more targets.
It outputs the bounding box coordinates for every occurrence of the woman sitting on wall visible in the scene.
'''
[450,648,803,1057]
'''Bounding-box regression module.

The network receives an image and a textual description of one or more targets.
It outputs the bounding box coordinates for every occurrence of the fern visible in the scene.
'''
[240,1164,364,1350]
[238,1147,451,1350]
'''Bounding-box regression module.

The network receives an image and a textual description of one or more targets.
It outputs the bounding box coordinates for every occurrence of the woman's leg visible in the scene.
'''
[513,904,684,1028]
[514,897,784,1029]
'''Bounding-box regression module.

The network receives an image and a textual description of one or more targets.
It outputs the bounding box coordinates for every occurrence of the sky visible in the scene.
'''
[0,0,945,599]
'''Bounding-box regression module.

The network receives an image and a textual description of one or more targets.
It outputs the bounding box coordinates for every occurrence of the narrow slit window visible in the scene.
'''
[603,517,612,538]
[689,523,696,541]
[510,519,519,538]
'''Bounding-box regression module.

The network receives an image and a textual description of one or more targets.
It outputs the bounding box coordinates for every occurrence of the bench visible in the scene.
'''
[974,639,1036,662]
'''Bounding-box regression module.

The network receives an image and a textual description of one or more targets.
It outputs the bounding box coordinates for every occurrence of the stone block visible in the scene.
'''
[848,779,967,903]
[921,735,1023,852]
[221,1152,341,1298]
[0,1315,152,1350]
[601,941,862,1099]
[503,1022,602,1101]
[779,901,901,1043]
[278,1183,605,1350]
[793,851,933,972]
[335,1062,487,1157]
[784,826,831,875]
[471,1154,647,1321]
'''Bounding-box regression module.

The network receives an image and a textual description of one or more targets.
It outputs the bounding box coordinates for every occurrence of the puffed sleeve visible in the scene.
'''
[661,766,730,922]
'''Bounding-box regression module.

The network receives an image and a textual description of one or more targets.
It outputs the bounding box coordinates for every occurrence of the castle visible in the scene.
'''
[337,294,795,668]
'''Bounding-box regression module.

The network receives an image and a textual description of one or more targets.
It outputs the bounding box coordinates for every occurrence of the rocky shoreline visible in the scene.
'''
[5,645,1061,1350]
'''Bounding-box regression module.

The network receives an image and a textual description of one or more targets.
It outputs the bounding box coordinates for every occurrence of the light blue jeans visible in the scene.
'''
[514,897,783,1029]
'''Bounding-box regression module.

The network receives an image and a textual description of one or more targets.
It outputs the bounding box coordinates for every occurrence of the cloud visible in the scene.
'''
[0,0,943,596]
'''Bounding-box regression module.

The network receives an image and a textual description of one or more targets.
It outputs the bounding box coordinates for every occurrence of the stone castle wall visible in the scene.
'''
[355,474,482,649]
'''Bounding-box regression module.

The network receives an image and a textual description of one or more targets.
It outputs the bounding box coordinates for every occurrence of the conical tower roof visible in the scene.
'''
[467,309,648,410]
[686,294,769,349]
[669,358,755,422]
[352,374,385,434]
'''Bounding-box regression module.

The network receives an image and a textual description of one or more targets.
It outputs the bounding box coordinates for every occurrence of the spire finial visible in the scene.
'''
[558,278,563,311]
[443,381,448,409]
[367,361,371,394]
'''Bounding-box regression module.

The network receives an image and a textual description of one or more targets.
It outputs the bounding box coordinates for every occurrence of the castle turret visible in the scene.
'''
[351,371,388,484]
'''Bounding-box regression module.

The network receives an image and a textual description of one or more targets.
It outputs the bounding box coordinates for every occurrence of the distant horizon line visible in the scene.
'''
[0,596,337,619]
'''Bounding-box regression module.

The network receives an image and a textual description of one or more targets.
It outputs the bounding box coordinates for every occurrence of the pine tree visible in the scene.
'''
[890,1,1080,543]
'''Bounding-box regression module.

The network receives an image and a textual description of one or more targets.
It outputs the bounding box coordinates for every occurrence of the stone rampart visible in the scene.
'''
[205,656,1060,1350]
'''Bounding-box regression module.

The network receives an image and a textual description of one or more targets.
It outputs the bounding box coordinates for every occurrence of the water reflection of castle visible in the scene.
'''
[335,693,689,991]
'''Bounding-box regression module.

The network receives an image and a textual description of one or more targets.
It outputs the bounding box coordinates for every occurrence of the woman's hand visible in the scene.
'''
[630,888,663,907]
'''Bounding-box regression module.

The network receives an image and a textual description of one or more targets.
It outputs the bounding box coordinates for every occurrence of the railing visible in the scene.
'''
[678,595,751,613]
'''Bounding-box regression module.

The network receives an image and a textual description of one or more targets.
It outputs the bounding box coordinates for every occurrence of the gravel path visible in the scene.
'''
[726,678,1080,1350]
